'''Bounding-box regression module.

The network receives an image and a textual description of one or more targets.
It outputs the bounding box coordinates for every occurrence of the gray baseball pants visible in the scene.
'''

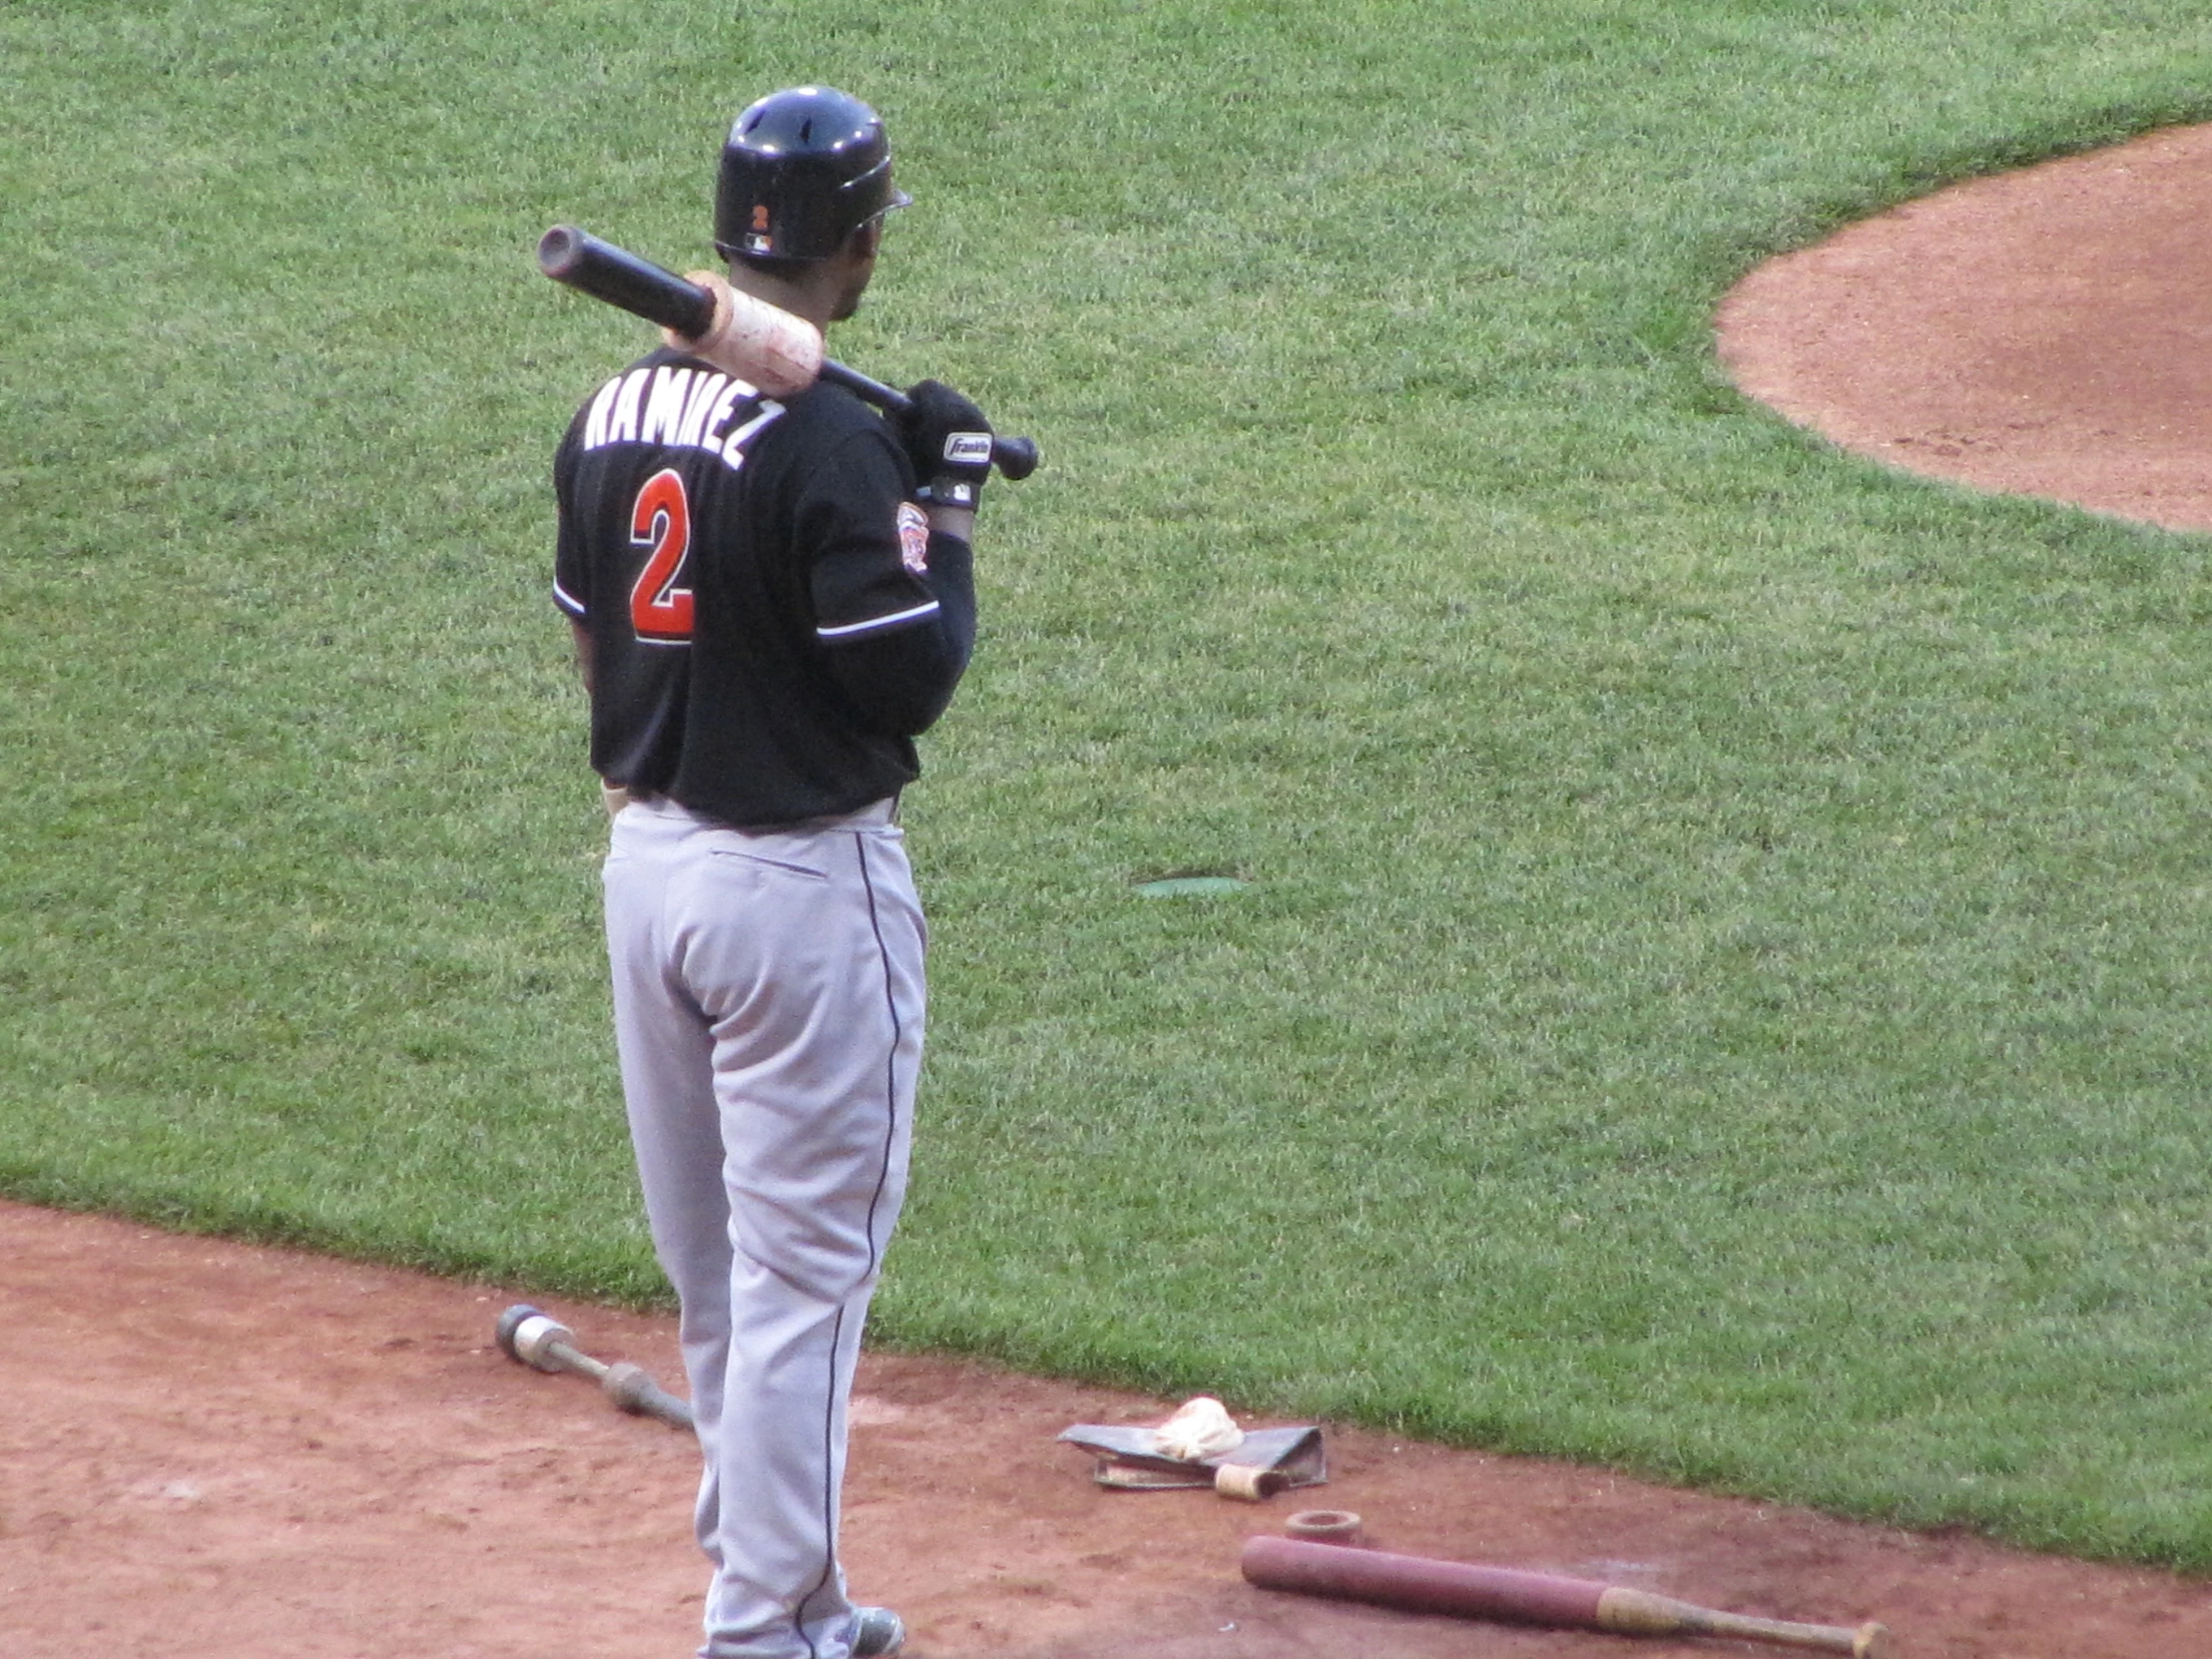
[602,795,921,1659]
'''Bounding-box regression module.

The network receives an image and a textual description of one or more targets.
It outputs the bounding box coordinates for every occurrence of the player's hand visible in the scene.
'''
[899,380,994,513]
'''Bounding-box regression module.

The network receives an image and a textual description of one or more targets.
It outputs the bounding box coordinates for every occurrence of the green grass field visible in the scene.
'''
[6,0,2212,1569]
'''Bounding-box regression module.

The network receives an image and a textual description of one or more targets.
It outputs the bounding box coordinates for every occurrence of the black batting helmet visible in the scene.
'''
[713,86,910,263]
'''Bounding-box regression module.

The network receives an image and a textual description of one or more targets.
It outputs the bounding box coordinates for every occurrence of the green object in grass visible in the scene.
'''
[1135,876,1248,897]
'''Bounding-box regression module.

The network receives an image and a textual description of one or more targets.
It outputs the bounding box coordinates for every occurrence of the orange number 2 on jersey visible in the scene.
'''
[629,468,694,643]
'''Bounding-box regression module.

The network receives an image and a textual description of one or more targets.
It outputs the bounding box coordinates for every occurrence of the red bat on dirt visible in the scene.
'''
[1242,1534,1894,1658]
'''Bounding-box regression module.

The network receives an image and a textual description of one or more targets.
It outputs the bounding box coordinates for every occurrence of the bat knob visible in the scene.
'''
[536,226,586,279]
[993,434,1040,482]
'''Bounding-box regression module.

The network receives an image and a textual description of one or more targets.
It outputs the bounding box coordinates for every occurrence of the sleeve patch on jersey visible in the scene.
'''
[897,501,931,575]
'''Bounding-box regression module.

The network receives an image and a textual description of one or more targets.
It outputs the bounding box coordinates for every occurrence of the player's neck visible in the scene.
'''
[727,264,838,332]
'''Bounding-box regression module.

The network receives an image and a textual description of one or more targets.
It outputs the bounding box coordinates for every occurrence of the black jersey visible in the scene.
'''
[553,346,975,828]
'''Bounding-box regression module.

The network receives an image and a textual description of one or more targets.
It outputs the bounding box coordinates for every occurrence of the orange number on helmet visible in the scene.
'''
[629,468,694,643]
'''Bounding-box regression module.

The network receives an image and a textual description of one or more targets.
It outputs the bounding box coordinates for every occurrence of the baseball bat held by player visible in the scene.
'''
[537,224,1039,480]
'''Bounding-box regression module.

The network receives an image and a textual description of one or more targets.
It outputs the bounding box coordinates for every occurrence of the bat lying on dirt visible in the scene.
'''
[1242,1535,1894,1658]
[494,1304,694,1432]
[537,225,1039,480]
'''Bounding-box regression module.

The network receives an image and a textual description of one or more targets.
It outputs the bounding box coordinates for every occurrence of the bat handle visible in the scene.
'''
[819,361,1041,481]
[1598,1589,1895,1658]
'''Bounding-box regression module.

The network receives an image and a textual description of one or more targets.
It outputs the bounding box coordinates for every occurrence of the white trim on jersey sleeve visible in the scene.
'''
[553,578,587,619]
[816,598,943,641]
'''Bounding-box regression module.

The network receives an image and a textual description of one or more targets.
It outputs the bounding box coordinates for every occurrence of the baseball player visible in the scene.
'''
[551,86,994,1659]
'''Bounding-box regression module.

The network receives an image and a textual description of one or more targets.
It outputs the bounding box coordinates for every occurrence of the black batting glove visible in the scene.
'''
[899,379,994,513]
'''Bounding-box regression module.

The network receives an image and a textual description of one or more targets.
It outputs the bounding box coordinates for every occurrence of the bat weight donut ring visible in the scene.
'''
[1284,1508,1365,1545]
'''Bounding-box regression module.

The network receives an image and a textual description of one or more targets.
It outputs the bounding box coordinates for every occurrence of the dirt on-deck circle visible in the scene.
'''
[6,1201,2210,1658]
[13,131,2212,1659]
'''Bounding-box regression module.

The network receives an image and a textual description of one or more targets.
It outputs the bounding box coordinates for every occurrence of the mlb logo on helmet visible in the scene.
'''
[745,203,775,255]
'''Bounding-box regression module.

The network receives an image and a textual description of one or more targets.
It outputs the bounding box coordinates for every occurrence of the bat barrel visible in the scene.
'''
[1243,1535,1607,1628]
[538,225,716,338]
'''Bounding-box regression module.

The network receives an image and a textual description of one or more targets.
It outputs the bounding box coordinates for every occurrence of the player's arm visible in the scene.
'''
[802,417,979,737]
[569,618,594,693]
[809,511,975,736]
[552,425,595,694]
[923,502,974,543]
[816,378,990,733]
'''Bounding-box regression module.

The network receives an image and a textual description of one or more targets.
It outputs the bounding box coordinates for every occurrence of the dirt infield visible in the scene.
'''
[6,1200,2210,1657]
[12,131,2212,1658]
[1717,122,2212,532]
